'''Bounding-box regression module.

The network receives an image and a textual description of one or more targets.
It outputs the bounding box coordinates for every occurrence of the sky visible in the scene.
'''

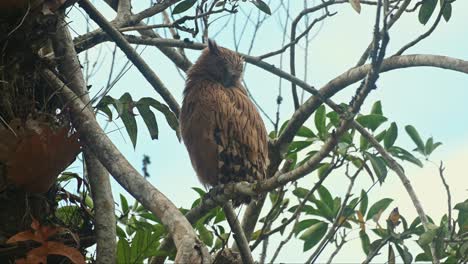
[67,0,467,262]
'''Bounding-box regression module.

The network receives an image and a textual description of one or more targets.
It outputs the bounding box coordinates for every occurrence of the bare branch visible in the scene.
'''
[131,0,183,23]
[394,0,447,56]
[438,162,452,232]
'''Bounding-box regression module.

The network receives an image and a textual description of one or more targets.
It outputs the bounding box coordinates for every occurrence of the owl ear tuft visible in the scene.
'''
[208,39,220,55]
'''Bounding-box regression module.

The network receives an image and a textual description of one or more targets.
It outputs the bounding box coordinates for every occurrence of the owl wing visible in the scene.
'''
[213,87,268,185]
[180,82,268,188]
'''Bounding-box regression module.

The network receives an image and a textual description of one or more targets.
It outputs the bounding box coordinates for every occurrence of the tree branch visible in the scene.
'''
[41,69,211,264]
[78,0,181,116]
[51,10,117,263]
[223,202,254,264]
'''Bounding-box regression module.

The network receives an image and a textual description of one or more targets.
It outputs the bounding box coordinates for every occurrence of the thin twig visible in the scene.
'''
[223,202,254,264]
[394,0,447,56]
[438,162,452,232]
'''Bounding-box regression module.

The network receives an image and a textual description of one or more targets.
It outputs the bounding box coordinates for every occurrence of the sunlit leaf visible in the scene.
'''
[299,221,328,251]
[366,198,393,221]
[356,114,388,131]
[294,219,320,236]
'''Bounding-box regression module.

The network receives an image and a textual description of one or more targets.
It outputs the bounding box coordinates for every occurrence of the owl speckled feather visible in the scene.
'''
[180,40,268,205]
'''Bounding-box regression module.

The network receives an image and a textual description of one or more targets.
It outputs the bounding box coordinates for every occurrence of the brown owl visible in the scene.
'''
[180,40,268,206]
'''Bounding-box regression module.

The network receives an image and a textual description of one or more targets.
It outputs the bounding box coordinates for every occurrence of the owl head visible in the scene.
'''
[189,39,244,88]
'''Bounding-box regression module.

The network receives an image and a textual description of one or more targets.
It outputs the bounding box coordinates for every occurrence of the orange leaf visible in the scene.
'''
[6,230,40,244]
[24,246,48,263]
[7,220,85,264]
[47,241,85,264]
[357,211,366,231]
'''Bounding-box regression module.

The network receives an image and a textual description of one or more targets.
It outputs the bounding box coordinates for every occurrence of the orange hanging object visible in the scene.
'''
[0,118,81,193]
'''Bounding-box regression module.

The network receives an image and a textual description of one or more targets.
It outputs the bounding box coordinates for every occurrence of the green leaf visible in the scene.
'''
[356,114,388,131]
[297,126,316,138]
[116,226,127,238]
[425,137,442,155]
[197,223,214,247]
[418,0,437,25]
[326,111,340,127]
[214,208,226,224]
[366,198,393,221]
[318,185,334,211]
[299,221,328,251]
[317,163,331,179]
[313,198,335,222]
[384,122,398,149]
[359,189,369,216]
[120,194,129,215]
[292,187,312,201]
[365,153,388,183]
[97,105,113,121]
[405,125,426,154]
[375,129,387,142]
[136,101,159,140]
[371,101,383,115]
[118,93,138,148]
[252,0,271,15]
[415,252,431,262]
[395,244,413,264]
[288,140,314,154]
[117,238,131,263]
[55,206,83,227]
[442,1,452,22]
[315,105,327,139]
[294,219,320,236]
[192,187,206,197]
[172,0,197,15]
[139,98,180,140]
[360,230,371,254]
[360,135,369,151]
[388,146,423,167]
[454,199,468,232]
[418,228,437,246]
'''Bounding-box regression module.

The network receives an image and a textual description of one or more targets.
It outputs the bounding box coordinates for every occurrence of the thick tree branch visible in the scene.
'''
[52,10,117,263]
[41,69,211,264]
